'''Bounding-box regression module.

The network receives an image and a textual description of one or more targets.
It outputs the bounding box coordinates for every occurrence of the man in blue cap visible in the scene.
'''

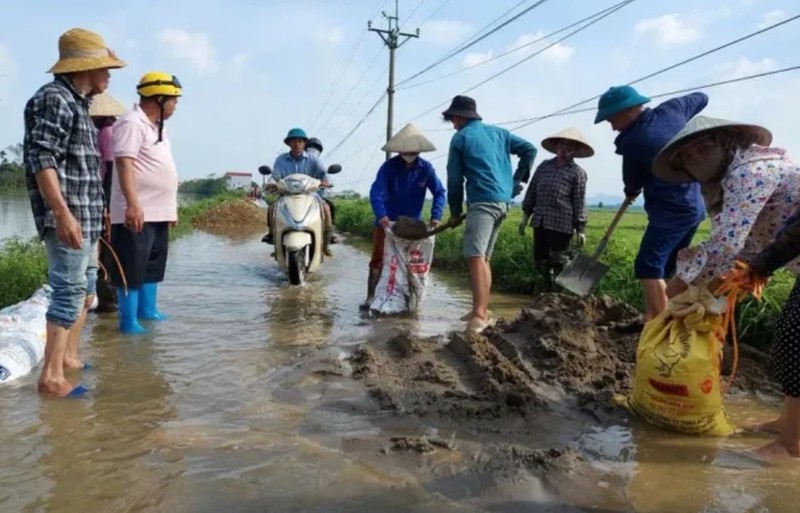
[594,85,708,321]
[264,127,334,255]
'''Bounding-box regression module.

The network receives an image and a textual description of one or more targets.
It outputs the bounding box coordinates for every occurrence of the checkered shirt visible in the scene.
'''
[522,158,588,235]
[23,75,104,241]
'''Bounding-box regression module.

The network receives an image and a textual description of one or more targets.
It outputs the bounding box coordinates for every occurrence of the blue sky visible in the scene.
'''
[1,0,798,201]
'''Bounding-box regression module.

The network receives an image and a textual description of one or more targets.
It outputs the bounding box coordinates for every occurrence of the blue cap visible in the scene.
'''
[594,85,651,124]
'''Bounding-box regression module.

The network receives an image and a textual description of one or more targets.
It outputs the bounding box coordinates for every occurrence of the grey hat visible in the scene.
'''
[652,115,772,183]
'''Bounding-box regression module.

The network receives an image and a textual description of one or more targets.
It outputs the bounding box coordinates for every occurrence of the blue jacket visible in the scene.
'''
[615,92,708,229]
[273,151,329,197]
[446,120,537,217]
[369,156,446,226]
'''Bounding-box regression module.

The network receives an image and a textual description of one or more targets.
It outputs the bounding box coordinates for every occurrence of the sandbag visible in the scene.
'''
[369,229,435,315]
[0,288,49,384]
[618,286,737,436]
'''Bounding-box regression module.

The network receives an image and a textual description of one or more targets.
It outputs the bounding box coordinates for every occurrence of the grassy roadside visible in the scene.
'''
[0,192,242,309]
[334,198,792,350]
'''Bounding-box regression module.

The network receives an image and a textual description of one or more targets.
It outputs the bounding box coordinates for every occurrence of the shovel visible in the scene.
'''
[392,215,466,241]
[555,198,633,297]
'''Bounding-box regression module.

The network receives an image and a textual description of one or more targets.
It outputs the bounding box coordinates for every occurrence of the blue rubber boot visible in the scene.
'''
[139,282,169,321]
[117,288,147,334]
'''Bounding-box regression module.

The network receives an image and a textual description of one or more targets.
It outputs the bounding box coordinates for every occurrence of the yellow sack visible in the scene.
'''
[620,286,737,437]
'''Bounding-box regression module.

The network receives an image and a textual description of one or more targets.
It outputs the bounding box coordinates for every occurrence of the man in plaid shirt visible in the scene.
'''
[520,128,593,290]
[23,28,125,397]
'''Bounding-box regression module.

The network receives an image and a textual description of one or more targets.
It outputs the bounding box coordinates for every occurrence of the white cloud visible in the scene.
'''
[316,27,344,46]
[506,32,575,66]
[157,29,219,74]
[0,44,18,103]
[506,31,575,65]
[633,14,701,46]
[421,20,474,47]
[713,57,779,80]
[232,53,250,73]
[463,50,493,68]
[758,9,787,29]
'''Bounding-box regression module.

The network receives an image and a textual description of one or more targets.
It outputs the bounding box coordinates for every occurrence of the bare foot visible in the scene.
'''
[752,439,800,460]
[63,358,85,371]
[38,378,77,397]
[744,418,783,435]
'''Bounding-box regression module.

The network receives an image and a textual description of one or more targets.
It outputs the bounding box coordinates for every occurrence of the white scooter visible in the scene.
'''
[258,164,341,285]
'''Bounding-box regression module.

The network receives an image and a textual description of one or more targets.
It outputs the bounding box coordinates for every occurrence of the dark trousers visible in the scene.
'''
[95,161,117,311]
[109,222,170,289]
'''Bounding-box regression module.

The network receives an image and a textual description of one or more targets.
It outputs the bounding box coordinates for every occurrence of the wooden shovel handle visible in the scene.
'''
[591,197,633,260]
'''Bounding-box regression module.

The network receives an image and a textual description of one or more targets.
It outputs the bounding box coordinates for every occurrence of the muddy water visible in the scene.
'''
[0,226,798,512]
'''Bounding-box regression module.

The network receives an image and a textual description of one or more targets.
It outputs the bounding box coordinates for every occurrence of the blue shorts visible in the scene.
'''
[634,223,699,280]
[43,229,98,329]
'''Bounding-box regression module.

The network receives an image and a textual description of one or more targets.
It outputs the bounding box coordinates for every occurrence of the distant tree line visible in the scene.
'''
[177,175,229,195]
[0,143,25,192]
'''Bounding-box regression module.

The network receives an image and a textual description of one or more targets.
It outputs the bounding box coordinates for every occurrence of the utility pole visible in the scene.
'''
[369,0,420,161]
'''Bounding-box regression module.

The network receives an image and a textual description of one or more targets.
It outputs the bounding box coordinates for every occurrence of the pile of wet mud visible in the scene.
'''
[348,293,774,426]
[192,199,266,233]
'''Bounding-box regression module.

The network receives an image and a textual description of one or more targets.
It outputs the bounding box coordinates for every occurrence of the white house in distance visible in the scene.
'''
[224,171,253,190]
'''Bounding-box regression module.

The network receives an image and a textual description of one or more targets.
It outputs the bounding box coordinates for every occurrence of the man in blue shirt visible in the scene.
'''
[594,85,708,320]
[361,123,446,310]
[443,95,537,332]
[263,128,334,256]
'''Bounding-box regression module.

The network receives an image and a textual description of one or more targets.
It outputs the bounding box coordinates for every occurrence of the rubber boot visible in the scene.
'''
[139,282,169,321]
[94,274,118,313]
[117,288,146,334]
[323,225,334,257]
[359,268,381,311]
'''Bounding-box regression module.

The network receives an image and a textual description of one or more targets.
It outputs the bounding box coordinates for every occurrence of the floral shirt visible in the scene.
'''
[677,146,800,285]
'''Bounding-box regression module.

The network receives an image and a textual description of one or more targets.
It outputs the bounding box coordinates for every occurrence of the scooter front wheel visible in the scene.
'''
[288,249,305,285]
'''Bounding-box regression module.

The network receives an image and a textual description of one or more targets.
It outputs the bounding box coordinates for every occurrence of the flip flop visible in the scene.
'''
[67,384,90,398]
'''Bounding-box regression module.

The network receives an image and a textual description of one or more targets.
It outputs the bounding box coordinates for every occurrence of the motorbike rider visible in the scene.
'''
[307,136,338,244]
[263,128,335,256]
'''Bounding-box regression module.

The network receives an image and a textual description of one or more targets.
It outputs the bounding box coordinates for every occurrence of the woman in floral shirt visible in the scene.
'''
[653,115,800,458]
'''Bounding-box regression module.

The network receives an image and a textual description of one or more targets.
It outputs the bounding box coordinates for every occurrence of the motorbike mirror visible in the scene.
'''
[327,164,342,175]
[258,165,272,176]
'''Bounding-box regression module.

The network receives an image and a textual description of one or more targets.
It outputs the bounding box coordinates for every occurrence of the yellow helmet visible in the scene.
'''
[136,71,182,98]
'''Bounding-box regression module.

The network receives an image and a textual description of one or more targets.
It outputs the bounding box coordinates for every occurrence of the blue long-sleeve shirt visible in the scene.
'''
[369,156,446,226]
[446,120,537,217]
[272,151,329,197]
[614,92,708,229]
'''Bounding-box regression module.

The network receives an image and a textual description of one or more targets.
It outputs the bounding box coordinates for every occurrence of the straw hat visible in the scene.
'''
[382,123,436,153]
[541,127,594,158]
[652,115,772,183]
[47,28,126,74]
[89,92,127,117]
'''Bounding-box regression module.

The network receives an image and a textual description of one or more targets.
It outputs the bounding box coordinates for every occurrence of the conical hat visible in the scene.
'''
[381,123,436,153]
[89,92,127,117]
[541,127,594,158]
[652,115,772,183]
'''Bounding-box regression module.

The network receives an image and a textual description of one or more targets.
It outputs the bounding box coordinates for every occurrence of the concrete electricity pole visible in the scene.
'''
[368,0,419,161]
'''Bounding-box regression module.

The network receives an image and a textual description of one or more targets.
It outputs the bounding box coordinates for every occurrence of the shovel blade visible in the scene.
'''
[555,253,609,297]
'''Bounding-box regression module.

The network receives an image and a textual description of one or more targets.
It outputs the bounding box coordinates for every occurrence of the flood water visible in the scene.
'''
[1,194,798,513]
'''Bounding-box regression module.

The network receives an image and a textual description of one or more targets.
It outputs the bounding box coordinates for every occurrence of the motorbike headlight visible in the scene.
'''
[284,178,304,192]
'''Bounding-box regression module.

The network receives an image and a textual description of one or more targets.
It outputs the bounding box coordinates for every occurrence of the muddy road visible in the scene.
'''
[0,218,797,513]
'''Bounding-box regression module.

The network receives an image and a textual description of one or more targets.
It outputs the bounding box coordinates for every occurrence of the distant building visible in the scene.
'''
[224,172,252,190]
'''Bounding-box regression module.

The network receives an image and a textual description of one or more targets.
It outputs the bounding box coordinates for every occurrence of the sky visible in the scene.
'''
[1,0,798,202]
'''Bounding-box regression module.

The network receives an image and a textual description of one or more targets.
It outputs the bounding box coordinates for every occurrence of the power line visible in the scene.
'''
[314,47,385,138]
[502,12,800,132]
[327,93,387,157]
[414,0,452,28]
[422,65,800,161]
[307,30,369,132]
[400,0,427,28]
[404,0,634,122]
[395,0,550,87]
[307,0,389,131]
[509,64,800,131]
[399,0,633,90]
[321,61,388,142]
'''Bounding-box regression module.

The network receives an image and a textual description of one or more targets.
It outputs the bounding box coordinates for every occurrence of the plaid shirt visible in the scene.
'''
[522,158,588,235]
[23,75,104,241]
